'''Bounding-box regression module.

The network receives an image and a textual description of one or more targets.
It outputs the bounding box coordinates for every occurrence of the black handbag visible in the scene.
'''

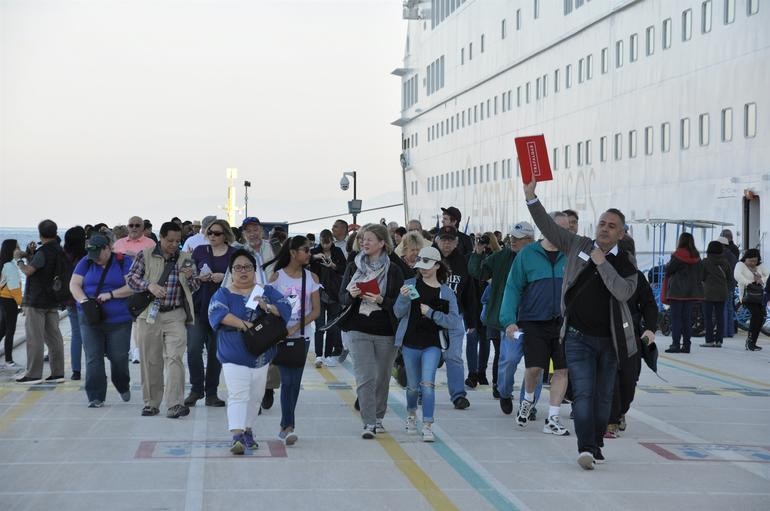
[242,308,288,357]
[81,256,114,326]
[273,270,309,367]
[127,257,176,318]
[742,282,764,305]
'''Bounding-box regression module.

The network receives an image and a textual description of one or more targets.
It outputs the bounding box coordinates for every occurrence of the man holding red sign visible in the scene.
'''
[522,177,638,471]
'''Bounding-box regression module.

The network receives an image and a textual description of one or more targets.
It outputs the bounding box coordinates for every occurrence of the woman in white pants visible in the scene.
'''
[208,249,291,454]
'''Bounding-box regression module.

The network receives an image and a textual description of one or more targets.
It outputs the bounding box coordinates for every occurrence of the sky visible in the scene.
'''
[0,0,406,234]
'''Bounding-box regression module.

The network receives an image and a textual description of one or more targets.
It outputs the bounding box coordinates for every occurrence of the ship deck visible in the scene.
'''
[1,318,769,511]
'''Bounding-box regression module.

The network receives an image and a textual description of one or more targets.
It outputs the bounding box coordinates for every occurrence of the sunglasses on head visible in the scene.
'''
[207,230,225,237]
[128,224,142,228]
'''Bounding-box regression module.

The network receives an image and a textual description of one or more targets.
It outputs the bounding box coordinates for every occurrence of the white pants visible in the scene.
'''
[222,362,269,431]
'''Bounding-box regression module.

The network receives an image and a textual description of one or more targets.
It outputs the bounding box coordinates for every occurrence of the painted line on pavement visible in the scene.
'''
[316,365,459,511]
[0,391,46,432]
[658,355,770,389]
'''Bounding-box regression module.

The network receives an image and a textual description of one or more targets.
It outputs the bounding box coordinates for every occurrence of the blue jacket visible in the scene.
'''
[393,277,464,348]
[500,241,565,328]
[209,285,292,368]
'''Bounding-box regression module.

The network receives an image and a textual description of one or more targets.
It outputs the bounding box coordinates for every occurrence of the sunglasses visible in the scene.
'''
[232,264,255,273]
[128,224,142,228]
[207,230,225,237]
[418,257,438,265]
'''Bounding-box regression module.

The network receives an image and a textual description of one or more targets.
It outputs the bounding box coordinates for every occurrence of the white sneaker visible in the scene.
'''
[361,424,376,439]
[516,399,533,429]
[577,451,595,470]
[324,356,337,367]
[314,356,323,368]
[285,431,298,446]
[421,423,435,442]
[375,419,385,433]
[543,415,570,436]
[405,416,417,434]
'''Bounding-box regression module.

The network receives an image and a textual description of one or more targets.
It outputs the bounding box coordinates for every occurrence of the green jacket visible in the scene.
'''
[468,249,516,331]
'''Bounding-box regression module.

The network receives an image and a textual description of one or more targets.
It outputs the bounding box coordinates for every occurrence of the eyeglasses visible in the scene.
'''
[207,230,225,237]
[232,264,255,273]
[128,224,142,228]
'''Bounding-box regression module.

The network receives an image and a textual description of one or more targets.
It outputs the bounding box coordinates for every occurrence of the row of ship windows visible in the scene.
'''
[410,103,758,196]
[420,0,760,146]
[430,0,468,30]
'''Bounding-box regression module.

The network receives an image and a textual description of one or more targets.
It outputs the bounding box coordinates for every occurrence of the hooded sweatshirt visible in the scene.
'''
[665,248,704,300]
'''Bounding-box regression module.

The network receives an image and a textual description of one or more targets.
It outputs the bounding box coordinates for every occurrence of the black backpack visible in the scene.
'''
[50,248,74,305]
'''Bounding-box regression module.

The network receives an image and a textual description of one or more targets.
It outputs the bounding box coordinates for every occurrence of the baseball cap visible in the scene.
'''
[511,221,535,239]
[413,247,442,270]
[437,226,458,239]
[192,220,201,227]
[241,216,261,228]
[86,234,110,260]
[441,206,462,223]
[717,236,729,245]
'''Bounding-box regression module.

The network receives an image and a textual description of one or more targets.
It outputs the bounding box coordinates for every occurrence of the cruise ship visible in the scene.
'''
[395,0,769,267]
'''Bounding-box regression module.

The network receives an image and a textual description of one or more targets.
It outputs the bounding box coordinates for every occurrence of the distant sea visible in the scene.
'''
[0,227,39,249]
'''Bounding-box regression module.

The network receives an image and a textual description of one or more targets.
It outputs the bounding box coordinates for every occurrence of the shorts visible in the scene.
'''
[519,318,566,370]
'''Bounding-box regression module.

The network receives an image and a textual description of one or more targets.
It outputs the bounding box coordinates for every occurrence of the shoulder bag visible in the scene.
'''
[273,269,309,367]
[81,256,114,326]
[241,299,288,357]
[127,256,176,318]
[742,281,764,305]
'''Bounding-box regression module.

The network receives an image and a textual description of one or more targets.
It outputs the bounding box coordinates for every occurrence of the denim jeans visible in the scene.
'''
[186,317,222,397]
[465,325,490,376]
[314,302,342,357]
[67,305,83,372]
[702,301,725,344]
[79,315,131,402]
[669,300,694,347]
[723,297,736,337]
[496,333,542,402]
[402,346,441,423]
[564,329,617,455]
[444,321,466,402]
[278,340,309,429]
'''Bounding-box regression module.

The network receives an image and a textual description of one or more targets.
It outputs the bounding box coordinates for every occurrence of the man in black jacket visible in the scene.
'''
[441,207,473,256]
[436,226,476,409]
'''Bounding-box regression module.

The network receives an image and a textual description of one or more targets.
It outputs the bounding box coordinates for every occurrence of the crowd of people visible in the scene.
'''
[0,181,768,470]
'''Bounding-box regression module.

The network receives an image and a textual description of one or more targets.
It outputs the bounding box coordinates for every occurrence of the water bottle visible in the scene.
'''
[146,299,160,325]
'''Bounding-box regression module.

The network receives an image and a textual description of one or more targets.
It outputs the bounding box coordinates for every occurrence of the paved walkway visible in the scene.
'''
[1,319,769,511]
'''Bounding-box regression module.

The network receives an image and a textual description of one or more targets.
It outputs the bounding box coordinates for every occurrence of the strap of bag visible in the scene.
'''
[157,257,177,287]
[300,269,306,337]
[94,255,114,297]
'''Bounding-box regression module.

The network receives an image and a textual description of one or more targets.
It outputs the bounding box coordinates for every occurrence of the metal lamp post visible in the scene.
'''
[341,171,361,226]
[244,180,251,218]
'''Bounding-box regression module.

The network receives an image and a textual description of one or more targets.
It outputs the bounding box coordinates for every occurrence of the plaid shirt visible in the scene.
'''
[127,247,200,309]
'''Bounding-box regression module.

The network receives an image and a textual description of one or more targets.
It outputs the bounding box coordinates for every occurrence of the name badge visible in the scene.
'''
[578,252,590,261]
[623,322,629,329]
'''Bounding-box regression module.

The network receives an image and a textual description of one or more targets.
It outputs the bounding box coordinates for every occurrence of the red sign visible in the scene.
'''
[514,135,553,184]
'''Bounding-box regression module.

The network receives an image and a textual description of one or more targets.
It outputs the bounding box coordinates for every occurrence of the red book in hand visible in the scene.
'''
[515,135,553,184]
[356,279,381,296]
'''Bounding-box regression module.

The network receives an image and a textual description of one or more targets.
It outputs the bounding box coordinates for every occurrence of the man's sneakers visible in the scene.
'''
[166,404,190,419]
[243,430,258,450]
[15,376,42,384]
[45,375,65,383]
[375,419,386,433]
[405,416,417,434]
[543,415,570,436]
[577,451,596,470]
[453,396,470,410]
[230,433,246,455]
[499,397,513,415]
[421,423,435,442]
[516,399,534,428]
[324,356,338,367]
[315,356,324,368]
[141,406,159,416]
[361,424,376,439]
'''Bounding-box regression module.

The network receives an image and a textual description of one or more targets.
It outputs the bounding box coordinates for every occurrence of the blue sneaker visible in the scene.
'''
[230,433,246,455]
[243,430,258,450]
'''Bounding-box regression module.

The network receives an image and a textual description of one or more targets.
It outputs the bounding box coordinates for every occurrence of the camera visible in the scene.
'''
[340,175,350,191]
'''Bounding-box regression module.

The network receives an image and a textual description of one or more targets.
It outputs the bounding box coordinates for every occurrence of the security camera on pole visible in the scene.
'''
[341,171,361,227]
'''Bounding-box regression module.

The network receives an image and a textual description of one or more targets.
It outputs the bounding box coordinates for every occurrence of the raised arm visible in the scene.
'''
[523,179,577,253]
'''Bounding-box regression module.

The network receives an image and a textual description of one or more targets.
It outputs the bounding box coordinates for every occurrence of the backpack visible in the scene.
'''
[50,248,74,305]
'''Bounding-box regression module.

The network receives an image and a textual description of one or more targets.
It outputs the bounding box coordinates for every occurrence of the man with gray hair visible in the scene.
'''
[114,216,155,256]
[407,219,423,232]
[182,215,217,252]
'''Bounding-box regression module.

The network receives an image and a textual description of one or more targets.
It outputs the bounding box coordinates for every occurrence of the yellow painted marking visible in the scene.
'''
[316,366,459,511]
[660,354,770,388]
[0,391,46,433]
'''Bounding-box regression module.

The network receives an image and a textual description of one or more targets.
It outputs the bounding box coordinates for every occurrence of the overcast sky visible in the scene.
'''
[0,0,406,234]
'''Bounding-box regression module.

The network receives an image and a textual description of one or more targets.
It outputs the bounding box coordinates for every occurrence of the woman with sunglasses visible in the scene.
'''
[269,236,321,445]
[208,249,291,454]
[394,247,463,441]
[186,219,236,407]
[339,223,405,439]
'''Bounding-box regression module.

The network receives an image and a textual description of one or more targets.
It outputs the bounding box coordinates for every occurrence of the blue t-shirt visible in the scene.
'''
[74,254,133,324]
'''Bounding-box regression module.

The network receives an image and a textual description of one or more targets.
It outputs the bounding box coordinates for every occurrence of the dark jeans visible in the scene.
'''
[465,325,490,375]
[745,302,767,341]
[702,301,725,344]
[0,297,19,362]
[314,302,342,357]
[565,329,617,456]
[79,315,131,402]
[67,305,83,372]
[669,300,695,347]
[186,318,222,397]
[278,340,309,429]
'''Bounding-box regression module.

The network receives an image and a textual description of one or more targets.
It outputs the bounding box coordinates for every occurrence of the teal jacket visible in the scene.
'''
[468,249,516,331]
[499,241,565,328]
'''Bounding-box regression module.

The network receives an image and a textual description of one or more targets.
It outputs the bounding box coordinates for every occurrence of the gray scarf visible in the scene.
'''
[346,251,390,316]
